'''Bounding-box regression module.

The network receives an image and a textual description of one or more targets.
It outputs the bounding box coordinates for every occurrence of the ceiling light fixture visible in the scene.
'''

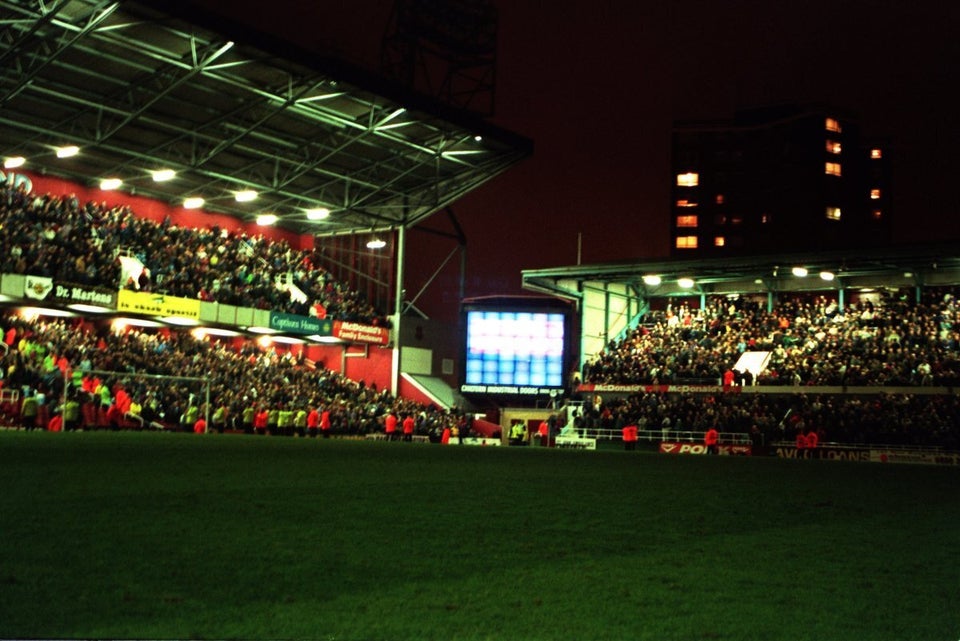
[100,178,122,190]
[4,156,25,169]
[152,169,176,182]
[256,214,278,226]
[366,238,386,249]
[235,189,257,202]
[183,197,204,209]
[55,145,79,158]
[306,207,330,220]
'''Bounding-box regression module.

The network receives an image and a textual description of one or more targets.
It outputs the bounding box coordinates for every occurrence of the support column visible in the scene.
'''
[391,225,406,396]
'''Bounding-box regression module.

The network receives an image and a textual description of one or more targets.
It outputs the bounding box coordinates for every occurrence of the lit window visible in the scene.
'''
[872,209,883,220]
[870,188,881,200]
[825,117,842,133]
[675,235,698,249]
[730,216,743,226]
[715,194,725,205]
[826,206,842,221]
[826,140,842,154]
[715,214,727,225]
[761,213,770,224]
[871,148,882,159]
[676,215,699,228]
[676,172,699,187]
[825,162,842,176]
[676,199,698,208]
[714,236,725,247]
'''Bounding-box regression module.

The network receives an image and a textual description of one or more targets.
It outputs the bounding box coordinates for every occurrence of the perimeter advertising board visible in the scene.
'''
[660,442,752,455]
[116,289,200,318]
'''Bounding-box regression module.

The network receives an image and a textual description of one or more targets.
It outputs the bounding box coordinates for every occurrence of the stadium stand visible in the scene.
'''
[584,289,960,387]
[3,184,960,452]
[575,287,960,451]
[0,312,458,438]
[0,183,389,326]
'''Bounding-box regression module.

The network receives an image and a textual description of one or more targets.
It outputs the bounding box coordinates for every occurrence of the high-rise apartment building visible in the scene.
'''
[670,104,890,257]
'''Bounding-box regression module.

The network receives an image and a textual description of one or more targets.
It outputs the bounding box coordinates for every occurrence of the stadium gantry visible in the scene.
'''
[0,0,531,236]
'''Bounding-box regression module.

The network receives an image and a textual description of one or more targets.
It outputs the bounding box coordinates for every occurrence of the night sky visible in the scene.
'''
[194,0,960,321]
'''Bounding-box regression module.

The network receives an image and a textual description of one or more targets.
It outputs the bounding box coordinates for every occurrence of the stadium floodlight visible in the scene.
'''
[67,303,112,314]
[308,334,342,343]
[235,189,257,202]
[19,306,75,319]
[819,271,835,281]
[4,156,25,169]
[55,145,79,158]
[152,169,176,182]
[160,316,200,327]
[99,178,122,190]
[183,196,204,209]
[366,238,386,249]
[256,213,278,226]
[246,326,279,334]
[792,266,809,277]
[192,327,240,339]
[113,317,162,329]
[642,274,662,286]
[677,277,695,289]
[306,207,330,220]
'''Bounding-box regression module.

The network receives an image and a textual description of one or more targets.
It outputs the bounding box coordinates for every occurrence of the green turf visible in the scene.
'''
[0,431,957,640]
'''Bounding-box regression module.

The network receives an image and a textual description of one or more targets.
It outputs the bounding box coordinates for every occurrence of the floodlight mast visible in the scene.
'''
[391,224,406,396]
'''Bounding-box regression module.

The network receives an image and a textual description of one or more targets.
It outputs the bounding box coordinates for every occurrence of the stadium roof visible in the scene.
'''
[522,243,960,301]
[0,0,532,236]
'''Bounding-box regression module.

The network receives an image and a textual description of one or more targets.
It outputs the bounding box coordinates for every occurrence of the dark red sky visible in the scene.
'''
[195,0,960,320]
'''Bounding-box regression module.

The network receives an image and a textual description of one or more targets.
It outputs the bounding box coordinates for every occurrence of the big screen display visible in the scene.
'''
[460,310,566,394]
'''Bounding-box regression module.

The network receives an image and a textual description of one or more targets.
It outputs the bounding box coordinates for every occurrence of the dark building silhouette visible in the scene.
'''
[670,104,891,257]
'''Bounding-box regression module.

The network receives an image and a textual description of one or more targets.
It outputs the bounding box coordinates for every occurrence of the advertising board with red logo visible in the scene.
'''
[659,442,752,456]
[332,321,390,345]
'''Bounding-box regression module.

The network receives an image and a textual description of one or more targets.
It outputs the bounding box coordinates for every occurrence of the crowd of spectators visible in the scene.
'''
[584,289,960,387]
[575,288,960,449]
[6,183,960,450]
[0,313,456,438]
[0,183,389,326]
[574,390,960,450]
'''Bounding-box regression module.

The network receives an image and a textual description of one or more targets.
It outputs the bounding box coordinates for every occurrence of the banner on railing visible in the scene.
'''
[332,321,389,345]
[580,384,728,394]
[870,450,959,466]
[23,275,53,300]
[117,289,200,319]
[52,282,116,308]
[555,436,597,450]
[269,312,333,336]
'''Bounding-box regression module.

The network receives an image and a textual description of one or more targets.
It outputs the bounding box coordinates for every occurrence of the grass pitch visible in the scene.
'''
[0,431,957,640]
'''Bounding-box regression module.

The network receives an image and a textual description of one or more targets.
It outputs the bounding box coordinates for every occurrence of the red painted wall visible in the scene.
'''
[305,344,394,392]
[398,375,438,407]
[19,170,312,250]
